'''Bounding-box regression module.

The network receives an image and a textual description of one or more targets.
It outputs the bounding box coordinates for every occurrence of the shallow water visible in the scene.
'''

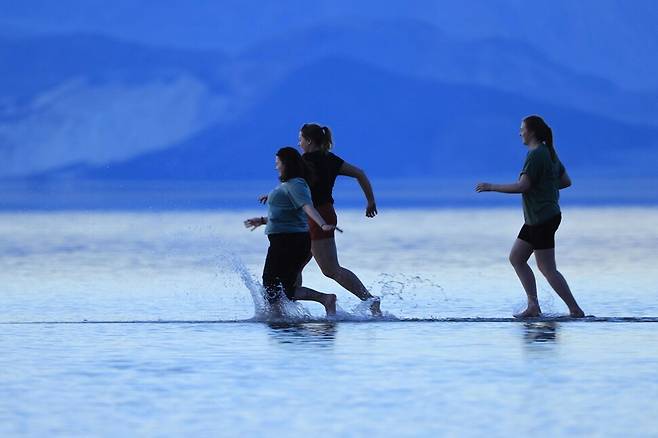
[1,208,657,436]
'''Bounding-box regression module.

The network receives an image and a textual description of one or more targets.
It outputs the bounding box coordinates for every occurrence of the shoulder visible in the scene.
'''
[528,145,550,161]
[327,152,345,170]
[303,151,322,159]
[527,146,541,157]
[284,178,312,205]
[286,177,309,189]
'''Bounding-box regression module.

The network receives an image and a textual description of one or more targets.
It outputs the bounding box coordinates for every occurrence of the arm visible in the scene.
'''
[244,216,267,231]
[244,193,270,230]
[476,174,532,194]
[302,204,336,232]
[338,161,378,217]
[559,171,572,189]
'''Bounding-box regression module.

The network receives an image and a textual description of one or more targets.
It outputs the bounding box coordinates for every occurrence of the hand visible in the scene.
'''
[365,201,378,218]
[244,217,265,231]
[258,194,268,204]
[475,182,492,193]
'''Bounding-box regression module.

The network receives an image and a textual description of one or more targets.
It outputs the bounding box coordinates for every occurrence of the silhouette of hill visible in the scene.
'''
[80,58,658,181]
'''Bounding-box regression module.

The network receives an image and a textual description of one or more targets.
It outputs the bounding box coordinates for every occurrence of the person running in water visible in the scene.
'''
[298,123,381,315]
[476,115,585,318]
[245,147,337,316]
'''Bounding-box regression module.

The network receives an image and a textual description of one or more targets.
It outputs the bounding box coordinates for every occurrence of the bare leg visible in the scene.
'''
[293,286,336,316]
[311,238,381,315]
[311,238,370,299]
[509,239,541,318]
[535,249,584,317]
[294,252,313,288]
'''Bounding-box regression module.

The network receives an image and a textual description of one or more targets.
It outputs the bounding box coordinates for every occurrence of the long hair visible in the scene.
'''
[523,115,557,162]
[300,123,333,152]
[276,146,308,182]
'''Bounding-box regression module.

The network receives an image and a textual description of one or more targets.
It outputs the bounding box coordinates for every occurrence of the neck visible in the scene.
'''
[527,139,542,148]
[307,144,323,153]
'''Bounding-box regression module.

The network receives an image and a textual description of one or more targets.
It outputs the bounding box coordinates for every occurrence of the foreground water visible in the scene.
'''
[1,208,657,436]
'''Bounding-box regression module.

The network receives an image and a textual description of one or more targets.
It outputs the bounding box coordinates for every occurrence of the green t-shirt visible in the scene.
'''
[265,177,312,235]
[520,144,565,225]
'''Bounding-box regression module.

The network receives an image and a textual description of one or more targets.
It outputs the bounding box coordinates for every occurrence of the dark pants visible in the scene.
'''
[262,232,311,303]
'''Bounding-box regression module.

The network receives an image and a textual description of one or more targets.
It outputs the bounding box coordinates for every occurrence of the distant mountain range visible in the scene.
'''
[0,15,657,182]
[76,57,658,181]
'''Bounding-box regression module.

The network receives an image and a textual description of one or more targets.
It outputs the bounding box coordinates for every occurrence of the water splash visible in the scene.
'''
[365,273,447,319]
[370,273,447,303]
[219,251,321,322]
[219,252,267,317]
[218,251,448,322]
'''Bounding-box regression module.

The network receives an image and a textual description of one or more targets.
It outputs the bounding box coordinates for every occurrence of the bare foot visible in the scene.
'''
[514,306,542,319]
[369,296,382,317]
[324,294,337,316]
[570,308,585,318]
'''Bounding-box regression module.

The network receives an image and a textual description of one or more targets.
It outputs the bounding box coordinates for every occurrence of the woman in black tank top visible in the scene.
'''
[298,123,381,316]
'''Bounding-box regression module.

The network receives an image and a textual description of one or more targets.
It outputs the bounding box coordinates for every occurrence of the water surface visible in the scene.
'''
[1,208,657,436]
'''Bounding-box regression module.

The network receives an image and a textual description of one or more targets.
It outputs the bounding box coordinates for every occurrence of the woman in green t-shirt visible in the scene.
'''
[475,115,585,319]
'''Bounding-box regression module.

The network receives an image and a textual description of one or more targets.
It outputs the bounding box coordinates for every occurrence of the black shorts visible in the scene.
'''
[262,232,311,303]
[517,213,562,250]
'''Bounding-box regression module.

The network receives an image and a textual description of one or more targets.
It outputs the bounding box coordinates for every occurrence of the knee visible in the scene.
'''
[509,253,524,268]
[537,262,556,277]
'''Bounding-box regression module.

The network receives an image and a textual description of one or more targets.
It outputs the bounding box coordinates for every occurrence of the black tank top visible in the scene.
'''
[302,151,344,206]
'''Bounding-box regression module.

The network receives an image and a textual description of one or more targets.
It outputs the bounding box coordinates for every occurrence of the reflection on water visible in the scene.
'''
[523,321,558,344]
[266,322,337,346]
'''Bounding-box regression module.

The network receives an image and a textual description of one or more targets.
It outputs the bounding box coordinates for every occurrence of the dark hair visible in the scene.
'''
[276,146,308,182]
[300,123,333,152]
[523,115,557,162]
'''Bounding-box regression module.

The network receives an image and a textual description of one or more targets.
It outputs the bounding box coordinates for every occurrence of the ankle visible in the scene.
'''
[527,300,540,309]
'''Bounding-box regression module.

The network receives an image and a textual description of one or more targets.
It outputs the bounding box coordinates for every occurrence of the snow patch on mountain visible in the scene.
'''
[0,75,229,176]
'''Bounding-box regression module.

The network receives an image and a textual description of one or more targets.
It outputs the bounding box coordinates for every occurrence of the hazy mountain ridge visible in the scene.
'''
[237,20,658,126]
[0,35,240,176]
[78,58,658,181]
[0,18,656,180]
[0,34,230,99]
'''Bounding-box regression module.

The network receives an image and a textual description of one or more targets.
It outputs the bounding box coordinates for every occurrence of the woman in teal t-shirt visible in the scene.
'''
[476,115,584,319]
[244,147,338,316]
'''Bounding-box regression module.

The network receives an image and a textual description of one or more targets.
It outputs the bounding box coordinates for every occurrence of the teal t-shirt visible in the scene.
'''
[520,144,565,225]
[265,177,312,235]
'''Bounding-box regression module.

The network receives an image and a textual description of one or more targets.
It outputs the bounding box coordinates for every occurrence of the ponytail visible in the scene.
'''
[321,126,333,152]
[301,123,333,152]
[523,115,557,162]
[545,126,556,162]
